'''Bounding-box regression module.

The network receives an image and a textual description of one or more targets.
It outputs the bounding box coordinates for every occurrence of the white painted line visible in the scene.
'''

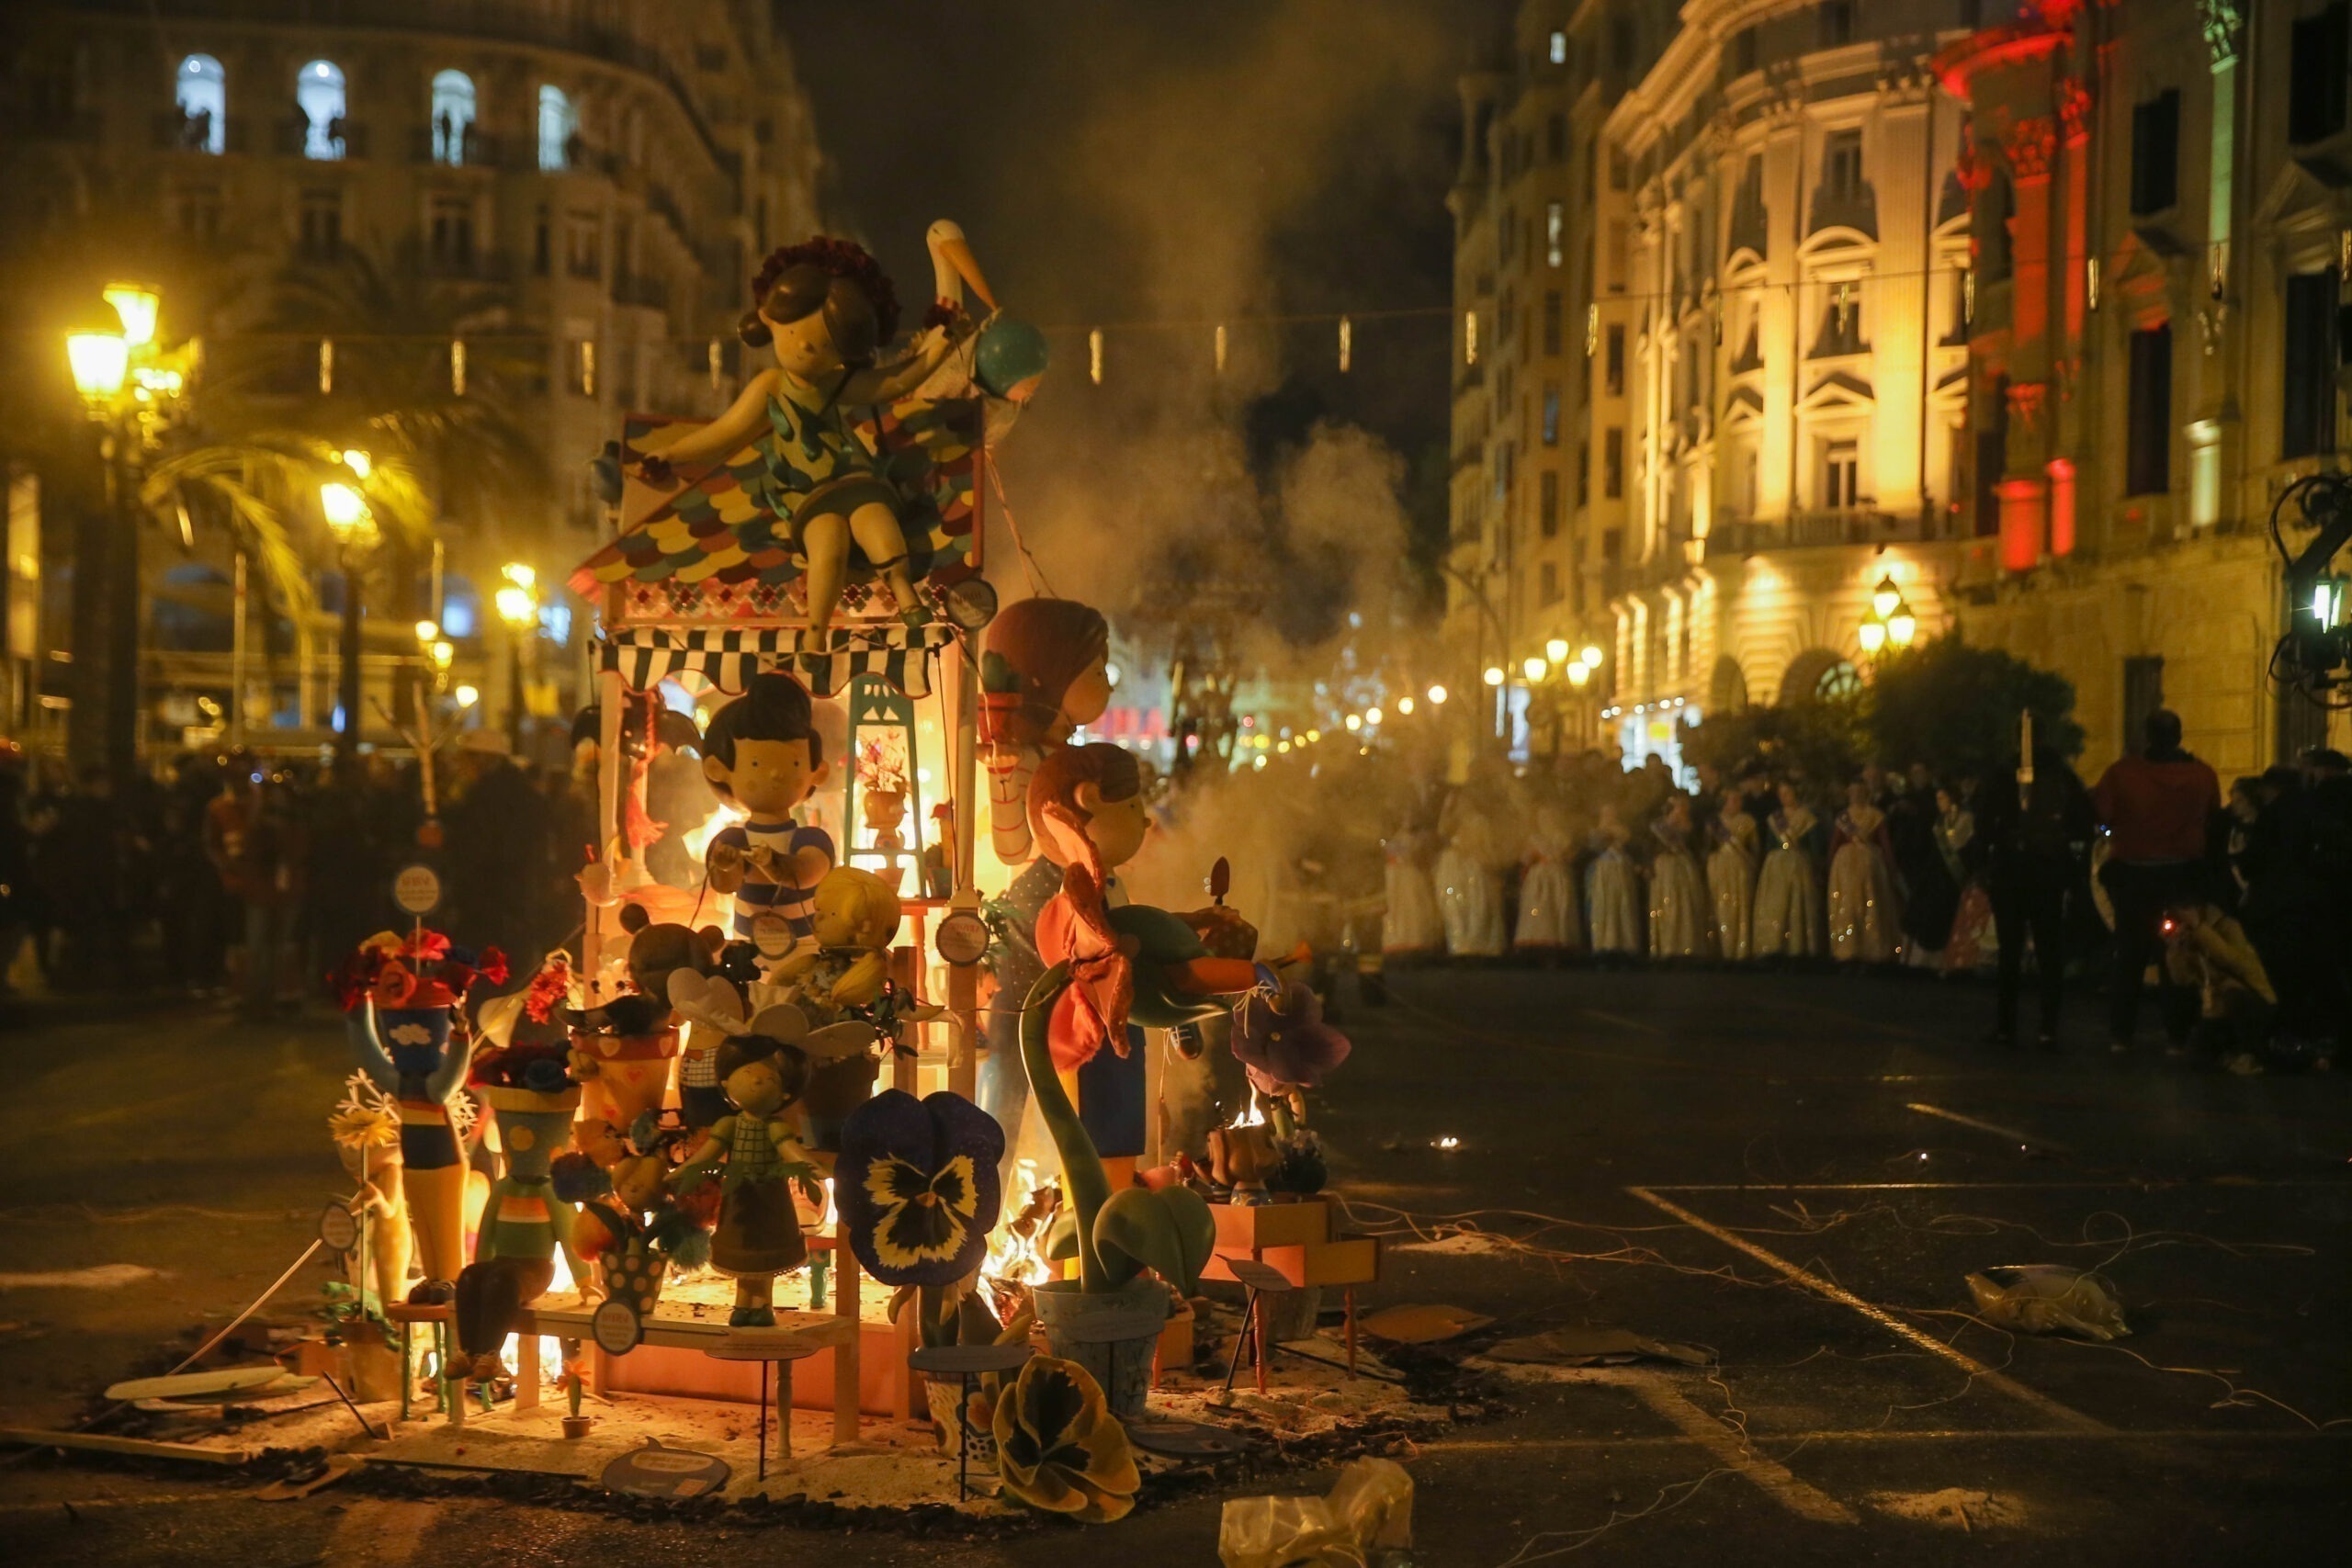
[1421,1427,2352,1453]
[1905,1101,2071,1152]
[1637,1179,2351,1192]
[1623,1185,2109,1434]
[1624,1373,1856,1525]
[1581,1009,1663,1036]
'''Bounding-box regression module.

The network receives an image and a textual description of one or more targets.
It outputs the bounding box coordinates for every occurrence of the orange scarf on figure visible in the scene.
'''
[1033,802,1136,1075]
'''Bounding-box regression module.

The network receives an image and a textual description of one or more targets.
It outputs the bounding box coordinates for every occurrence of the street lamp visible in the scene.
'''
[65,288,157,785]
[1396,695,1415,716]
[1427,683,1448,705]
[1886,599,1917,648]
[321,452,378,759]
[1544,637,1569,666]
[1364,705,1383,726]
[1858,616,1888,654]
[1482,666,1504,688]
[102,282,161,350]
[1578,644,1603,670]
[495,560,538,750]
[1566,660,1592,688]
[1871,574,1902,621]
[1521,655,1546,682]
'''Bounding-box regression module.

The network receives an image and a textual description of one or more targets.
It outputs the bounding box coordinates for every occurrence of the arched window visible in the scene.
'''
[430,69,475,165]
[1815,660,1862,702]
[176,53,225,154]
[537,85,574,172]
[297,59,346,160]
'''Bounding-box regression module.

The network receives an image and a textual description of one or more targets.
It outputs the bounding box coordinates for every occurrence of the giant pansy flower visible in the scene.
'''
[1232,978,1352,1094]
[990,1355,1139,1524]
[834,1089,1005,1285]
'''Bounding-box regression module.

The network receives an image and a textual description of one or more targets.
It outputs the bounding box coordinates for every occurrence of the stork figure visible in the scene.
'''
[917,220,1048,432]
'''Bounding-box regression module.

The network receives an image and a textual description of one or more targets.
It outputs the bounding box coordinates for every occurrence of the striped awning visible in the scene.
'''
[599,624,956,699]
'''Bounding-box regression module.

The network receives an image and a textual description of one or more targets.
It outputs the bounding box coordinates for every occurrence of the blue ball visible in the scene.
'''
[973,319,1049,400]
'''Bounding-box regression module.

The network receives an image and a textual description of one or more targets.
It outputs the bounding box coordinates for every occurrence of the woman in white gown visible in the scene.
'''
[1585,804,1643,959]
[1827,779,1903,964]
[1514,807,1581,954]
[1381,827,1444,959]
[1707,804,1759,962]
[1436,791,1507,958]
[1752,783,1825,959]
[1646,795,1713,960]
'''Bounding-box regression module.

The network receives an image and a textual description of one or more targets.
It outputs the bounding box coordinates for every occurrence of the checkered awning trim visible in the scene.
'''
[599,624,956,699]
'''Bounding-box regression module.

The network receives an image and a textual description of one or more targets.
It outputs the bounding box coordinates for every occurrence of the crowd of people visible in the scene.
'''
[0,733,582,1012]
[1360,710,2350,1070]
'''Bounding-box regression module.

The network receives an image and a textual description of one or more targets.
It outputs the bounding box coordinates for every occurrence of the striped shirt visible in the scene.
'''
[713,819,833,940]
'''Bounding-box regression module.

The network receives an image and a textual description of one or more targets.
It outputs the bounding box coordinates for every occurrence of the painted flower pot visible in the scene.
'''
[926,1376,996,1464]
[570,1030,677,1131]
[477,1087,582,1177]
[374,1006,457,1077]
[1032,1277,1170,1421]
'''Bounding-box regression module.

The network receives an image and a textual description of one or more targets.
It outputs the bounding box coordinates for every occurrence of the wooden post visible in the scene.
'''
[515,1334,540,1411]
[833,1242,861,1444]
[944,631,980,1100]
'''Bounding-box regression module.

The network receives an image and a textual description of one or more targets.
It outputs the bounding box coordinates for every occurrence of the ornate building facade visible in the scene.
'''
[1,0,821,750]
[1450,0,2348,779]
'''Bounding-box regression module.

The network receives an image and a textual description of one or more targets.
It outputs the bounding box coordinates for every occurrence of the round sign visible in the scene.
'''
[939,577,1000,632]
[592,1297,645,1357]
[391,863,443,917]
[751,913,798,959]
[934,909,991,966]
[316,1201,360,1255]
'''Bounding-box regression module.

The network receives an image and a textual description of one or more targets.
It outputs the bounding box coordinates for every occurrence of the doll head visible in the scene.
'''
[702,674,828,819]
[716,1034,810,1119]
[978,598,1111,750]
[618,904,725,1007]
[740,238,899,379]
[1030,742,1148,875]
[807,866,901,951]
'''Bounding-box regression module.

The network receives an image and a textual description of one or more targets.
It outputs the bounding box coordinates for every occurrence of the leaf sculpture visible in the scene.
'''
[990,1354,1140,1524]
[1021,964,1214,1293]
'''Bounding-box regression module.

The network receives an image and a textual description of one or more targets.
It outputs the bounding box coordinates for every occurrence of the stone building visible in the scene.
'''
[0,0,821,753]
[1449,0,2348,780]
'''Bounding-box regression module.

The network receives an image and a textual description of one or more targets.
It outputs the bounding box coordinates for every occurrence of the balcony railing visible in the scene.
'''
[1705,509,1941,557]
[410,126,503,169]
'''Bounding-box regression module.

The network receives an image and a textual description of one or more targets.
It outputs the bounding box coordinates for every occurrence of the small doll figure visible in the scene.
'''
[454,1041,587,1382]
[768,865,903,1011]
[574,1137,710,1325]
[976,597,1113,865]
[630,236,974,631]
[326,1074,411,1310]
[671,1031,825,1326]
[700,674,835,953]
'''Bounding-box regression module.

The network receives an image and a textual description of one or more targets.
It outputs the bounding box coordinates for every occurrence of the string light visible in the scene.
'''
[1214,322,1227,374]
[1427,683,1448,705]
[707,338,723,391]
[318,337,334,394]
[580,340,596,398]
[1089,327,1102,385]
[1396,694,1415,715]
[1338,314,1351,373]
[450,337,466,397]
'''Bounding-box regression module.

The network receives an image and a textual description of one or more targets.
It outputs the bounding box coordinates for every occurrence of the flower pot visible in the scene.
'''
[1032,1277,1170,1421]
[1261,1283,1323,1343]
[473,1085,583,1115]
[561,1416,594,1439]
[373,1006,457,1078]
[925,1376,996,1464]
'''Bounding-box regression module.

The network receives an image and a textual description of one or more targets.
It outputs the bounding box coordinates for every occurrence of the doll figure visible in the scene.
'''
[1647,795,1714,961]
[345,998,471,1286]
[1586,805,1644,958]
[976,597,1112,865]
[1513,807,1581,953]
[1827,778,1903,964]
[672,1031,823,1326]
[700,674,835,954]
[630,237,974,631]
[1708,805,1760,962]
[1030,744,1259,1187]
[1753,784,1826,958]
[767,865,904,1011]
[327,1075,412,1310]
[455,1045,587,1382]
[574,1141,710,1325]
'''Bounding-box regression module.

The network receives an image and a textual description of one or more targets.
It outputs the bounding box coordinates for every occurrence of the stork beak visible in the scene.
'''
[935,231,998,311]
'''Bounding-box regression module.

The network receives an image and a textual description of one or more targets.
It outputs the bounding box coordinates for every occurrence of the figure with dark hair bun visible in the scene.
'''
[629,234,977,631]
[670,1028,820,1326]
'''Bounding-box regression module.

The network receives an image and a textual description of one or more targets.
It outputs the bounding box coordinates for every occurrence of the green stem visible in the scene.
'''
[1019,964,1111,1292]
[1269,1100,1297,1141]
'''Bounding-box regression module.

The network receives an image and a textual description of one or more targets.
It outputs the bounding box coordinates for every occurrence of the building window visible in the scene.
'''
[1821,439,1860,509]
[1543,290,1562,355]
[1542,382,1561,446]
[2125,323,2173,496]
[1549,28,1567,65]
[2282,271,2342,459]
[428,196,474,267]
[571,338,597,397]
[297,60,346,160]
[431,70,476,166]
[1610,16,1634,72]
[566,214,601,279]
[1605,325,1625,396]
[1813,281,1867,356]
[1816,660,1862,701]
[1464,310,1478,366]
[1540,469,1560,537]
[175,186,222,240]
[298,189,342,260]
[1545,201,1564,267]
[532,206,551,275]
[176,53,225,154]
[1822,130,1864,201]
[1546,113,1566,163]
[1577,438,1590,506]
[1731,27,1758,75]
[1606,221,1627,291]
[2130,89,2179,216]
[538,85,576,172]
[2289,3,2349,145]
[1540,560,1562,605]
[1604,428,1624,499]
[1818,1,1855,47]
[1601,526,1623,562]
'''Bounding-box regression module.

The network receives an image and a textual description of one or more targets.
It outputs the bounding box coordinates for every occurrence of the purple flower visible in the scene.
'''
[1232,981,1351,1093]
[835,1090,1005,1286]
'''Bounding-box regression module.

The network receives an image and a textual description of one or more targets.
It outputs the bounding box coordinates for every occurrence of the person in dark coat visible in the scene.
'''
[443,732,555,965]
[1977,746,2094,1048]
[1891,761,1959,963]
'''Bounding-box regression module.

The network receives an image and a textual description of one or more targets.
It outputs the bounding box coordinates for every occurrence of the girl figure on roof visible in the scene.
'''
[631,237,976,632]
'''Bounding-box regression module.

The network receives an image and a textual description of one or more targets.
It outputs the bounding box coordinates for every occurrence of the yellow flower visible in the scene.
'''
[990,1355,1139,1523]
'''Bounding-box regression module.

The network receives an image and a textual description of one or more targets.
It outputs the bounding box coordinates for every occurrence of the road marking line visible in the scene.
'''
[1422,1427,2352,1453]
[1581,1009,1663,1036]
[1623,1185,2109,1433]
[1638,1179,2350,1192]
[1905,1102,2071,1152]
[1623,1373,1856,1524]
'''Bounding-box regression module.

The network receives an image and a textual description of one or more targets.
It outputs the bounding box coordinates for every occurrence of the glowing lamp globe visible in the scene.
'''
[1888,605,1917,647]
[67,328,129,401]
[1427,683,1448,705]
[1566,660,1591,688]
[1578,645,1603,669]
[495,582,537,627]
[1521,656,1546,682]
[102,283,161,349]
[1871,574,1901,621]
[1544,637,1569,665]
[1482,667,1504,688]
[1858,619,1887,653]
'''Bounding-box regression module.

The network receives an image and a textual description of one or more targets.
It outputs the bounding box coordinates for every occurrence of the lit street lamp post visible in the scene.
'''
[494,562,537,753]
[320,453,379,761]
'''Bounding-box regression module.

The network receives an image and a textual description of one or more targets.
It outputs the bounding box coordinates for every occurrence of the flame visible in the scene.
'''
[683,799,744,869]
[980,1158,1052,1288]
[1230,1092,1268,1130]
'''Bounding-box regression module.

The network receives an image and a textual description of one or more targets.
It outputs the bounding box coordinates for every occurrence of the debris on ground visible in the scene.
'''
[1218,1456,1415,1566]
[1484,1326,1714,1369]
[1354,1303,1495,1344]
[1867,1488,2030,1530]
[1964,1266,2130,1341]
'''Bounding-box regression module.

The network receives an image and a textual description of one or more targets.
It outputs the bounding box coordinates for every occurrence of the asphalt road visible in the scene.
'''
[1,965,2346,1565]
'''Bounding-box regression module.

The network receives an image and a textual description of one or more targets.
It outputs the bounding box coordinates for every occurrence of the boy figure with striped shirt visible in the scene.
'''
[700,674,834,956]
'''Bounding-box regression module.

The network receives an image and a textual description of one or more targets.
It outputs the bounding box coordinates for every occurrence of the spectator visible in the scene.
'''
[2161,897,2275,1074]
[2091,710,2220,1055]
[2236,766,2347,1061]
[443,730,555,964]
[1977,745,2094,1048]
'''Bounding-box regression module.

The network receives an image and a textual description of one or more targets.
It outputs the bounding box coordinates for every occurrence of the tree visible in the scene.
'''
[1685,697,1865,795]
[1863,636,2083,778]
